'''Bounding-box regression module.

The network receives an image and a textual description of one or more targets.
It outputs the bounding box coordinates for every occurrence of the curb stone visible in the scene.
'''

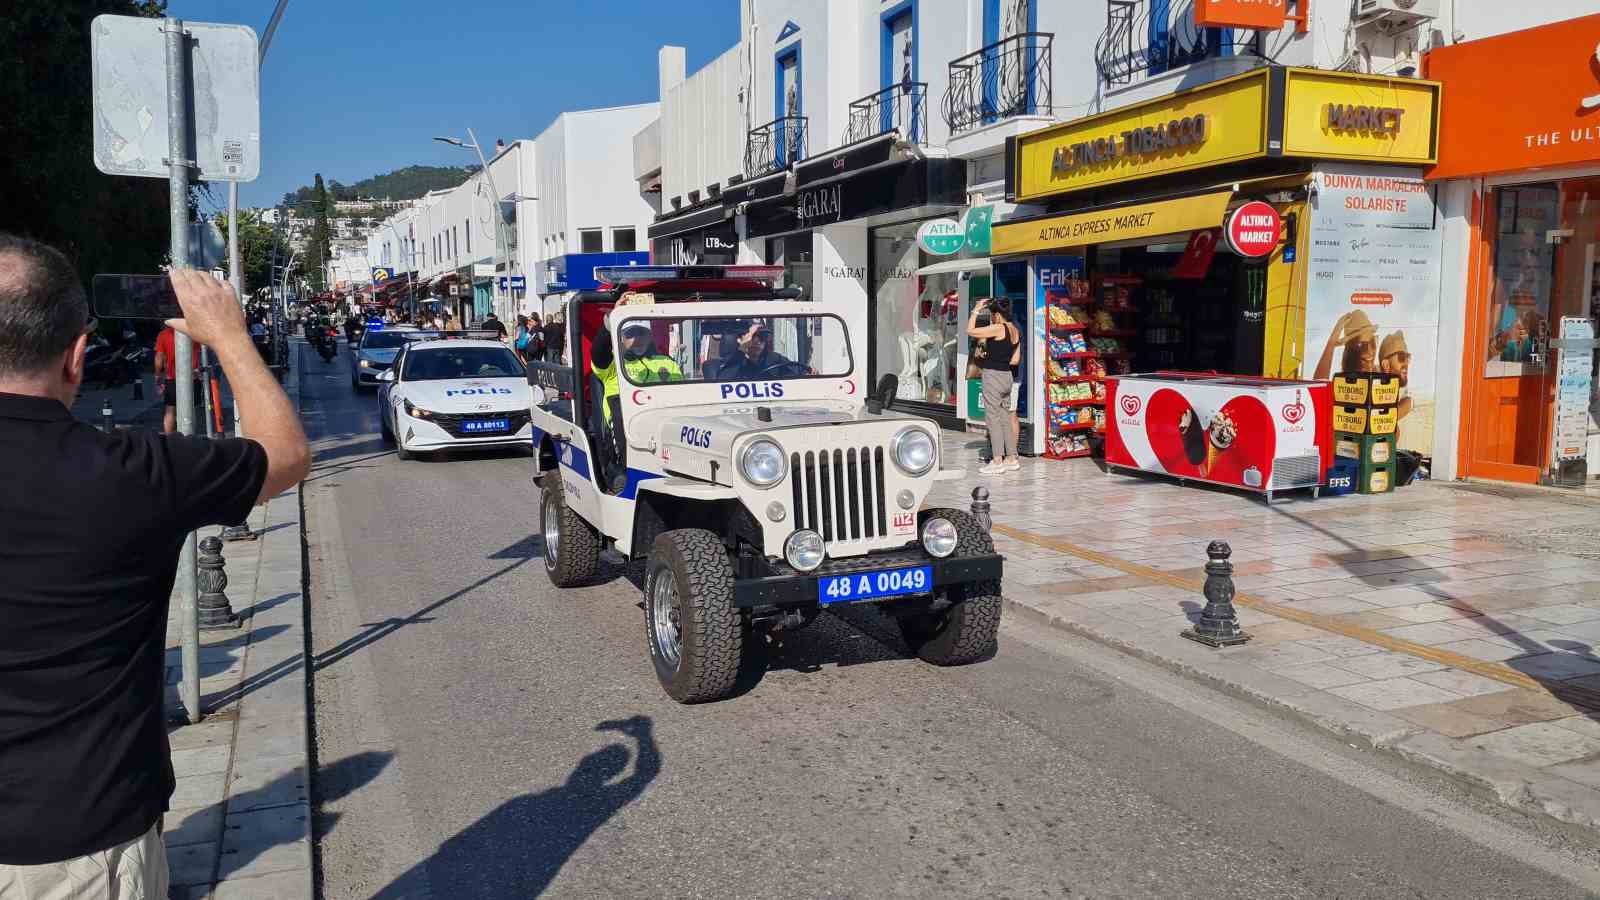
[1003,594,1600,839]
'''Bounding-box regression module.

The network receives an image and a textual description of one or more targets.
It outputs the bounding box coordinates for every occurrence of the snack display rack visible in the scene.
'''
[1043,274,1138,459]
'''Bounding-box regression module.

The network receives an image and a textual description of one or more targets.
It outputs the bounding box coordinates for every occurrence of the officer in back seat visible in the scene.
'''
[591,315,682,492]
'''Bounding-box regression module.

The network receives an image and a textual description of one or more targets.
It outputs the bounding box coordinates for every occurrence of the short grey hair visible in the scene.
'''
[0,234,89,377]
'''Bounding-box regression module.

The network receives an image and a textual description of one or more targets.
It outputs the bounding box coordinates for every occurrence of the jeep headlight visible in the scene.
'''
[890,427,936,476]
[739,438,786,488]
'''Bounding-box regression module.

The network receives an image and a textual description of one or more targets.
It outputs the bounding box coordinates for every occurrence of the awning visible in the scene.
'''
[915,257,992,277]
[991,190,1234,256]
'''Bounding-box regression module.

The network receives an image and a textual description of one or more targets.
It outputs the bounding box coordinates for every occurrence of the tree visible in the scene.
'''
[306,174,333,291]
[0,1,175,284]
[213,208,289,296]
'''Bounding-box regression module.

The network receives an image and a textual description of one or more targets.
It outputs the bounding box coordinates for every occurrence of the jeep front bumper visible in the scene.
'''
[731,548,1003,609]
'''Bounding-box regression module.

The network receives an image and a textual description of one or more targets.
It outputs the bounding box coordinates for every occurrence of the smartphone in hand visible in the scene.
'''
[92,274,184,320]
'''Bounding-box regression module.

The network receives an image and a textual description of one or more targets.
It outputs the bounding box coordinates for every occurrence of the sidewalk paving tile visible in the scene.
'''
[164,805,225,849]
[1326,676,1465,711]
[166,840,220,887]
[212,869,313,900]
[1390,702,1514,738]
[1504,651,1600,682]
[170,773,227,811]
[1409,668,1518,698]
[1448,688,1590,725]
[170,745,232,777]
[1470,721,1600,768]
[1275,662,1374,690]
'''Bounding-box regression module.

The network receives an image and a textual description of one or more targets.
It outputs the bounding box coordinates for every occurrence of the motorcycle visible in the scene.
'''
[317,326,338,363]
[84,331,148,389]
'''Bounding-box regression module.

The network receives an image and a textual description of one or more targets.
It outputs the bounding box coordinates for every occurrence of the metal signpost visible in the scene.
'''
[92,13,261,724]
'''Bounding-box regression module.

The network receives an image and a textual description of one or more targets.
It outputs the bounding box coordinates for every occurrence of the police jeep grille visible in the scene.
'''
[790,447,889,543]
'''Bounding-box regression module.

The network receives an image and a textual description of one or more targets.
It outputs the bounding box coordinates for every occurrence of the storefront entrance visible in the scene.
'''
[1463,178,1600,485]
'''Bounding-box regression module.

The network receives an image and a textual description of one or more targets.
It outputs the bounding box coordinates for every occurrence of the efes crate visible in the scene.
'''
[1333,372,1401,407]
[1358,458,1397,495]
[1332,404,1399,436]
[1334,431,1395,467]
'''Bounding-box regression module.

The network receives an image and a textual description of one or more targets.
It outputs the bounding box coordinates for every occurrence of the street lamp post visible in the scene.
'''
[435,130,522,320]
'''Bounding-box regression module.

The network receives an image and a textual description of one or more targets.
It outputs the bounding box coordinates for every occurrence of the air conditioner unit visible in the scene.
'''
[1351,0,1438,30]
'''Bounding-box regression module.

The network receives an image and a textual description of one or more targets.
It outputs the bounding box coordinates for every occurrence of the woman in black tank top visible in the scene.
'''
[967,299,1020,474]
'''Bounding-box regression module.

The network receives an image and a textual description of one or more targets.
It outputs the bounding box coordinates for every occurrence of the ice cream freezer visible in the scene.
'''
[1103,372,1334,502]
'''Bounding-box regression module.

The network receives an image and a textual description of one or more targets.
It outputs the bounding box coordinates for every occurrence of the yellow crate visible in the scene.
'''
[1333,404,1398,436]
[1333,372,1401,407]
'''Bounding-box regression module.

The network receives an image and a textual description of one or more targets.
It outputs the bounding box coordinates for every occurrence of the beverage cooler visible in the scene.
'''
[1104,373,1333,502]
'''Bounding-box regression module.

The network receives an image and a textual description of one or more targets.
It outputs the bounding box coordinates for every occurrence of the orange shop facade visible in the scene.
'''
[1425,13,1600,488]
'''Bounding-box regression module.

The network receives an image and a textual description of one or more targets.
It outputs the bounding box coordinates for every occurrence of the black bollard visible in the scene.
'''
[100,399,114,433]
[1182,540,1250,647]
[131,376,144,401]
[196,536,241,630]
[970,486,992,532]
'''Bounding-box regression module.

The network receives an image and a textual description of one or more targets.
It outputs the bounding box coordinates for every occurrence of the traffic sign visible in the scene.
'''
[91,15,261,182]
[1224,202,1281,259]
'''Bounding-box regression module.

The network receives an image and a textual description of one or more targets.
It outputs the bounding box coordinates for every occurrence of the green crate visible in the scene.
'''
[1358,457,1397,495]
[1334,431,1396,467]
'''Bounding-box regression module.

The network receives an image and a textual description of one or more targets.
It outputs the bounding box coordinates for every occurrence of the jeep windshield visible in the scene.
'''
[616,313,852,386]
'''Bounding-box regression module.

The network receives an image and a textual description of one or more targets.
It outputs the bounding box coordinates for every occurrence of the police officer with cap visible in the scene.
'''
[591,306,682,490]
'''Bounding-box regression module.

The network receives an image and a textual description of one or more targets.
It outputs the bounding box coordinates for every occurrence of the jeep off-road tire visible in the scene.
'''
[541,477,600,587]
[898,508,1001,666]
[645,529,751,703]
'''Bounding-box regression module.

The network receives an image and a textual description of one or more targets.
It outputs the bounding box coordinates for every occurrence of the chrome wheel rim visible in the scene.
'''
[650,569,683,671]
[542,491,560,571]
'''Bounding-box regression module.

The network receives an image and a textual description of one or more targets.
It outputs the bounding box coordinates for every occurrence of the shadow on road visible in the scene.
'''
[313,536,541,672]
[370,716,660,899]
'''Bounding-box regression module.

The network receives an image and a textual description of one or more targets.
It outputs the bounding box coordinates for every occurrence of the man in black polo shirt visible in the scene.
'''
[0,237,310,896]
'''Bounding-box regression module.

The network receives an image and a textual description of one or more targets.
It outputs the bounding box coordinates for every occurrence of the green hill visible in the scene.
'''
[281,165,478,213]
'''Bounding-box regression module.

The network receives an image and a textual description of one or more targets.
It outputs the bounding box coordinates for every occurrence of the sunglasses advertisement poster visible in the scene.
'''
[1302,164,1445,455]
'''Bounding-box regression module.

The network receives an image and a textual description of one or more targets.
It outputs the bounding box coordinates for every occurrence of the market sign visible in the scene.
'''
[1224,201,1281,258]
[1193,0,1287,30]
[1424,12,1600,180]
[917,218,965,255]
[1014,69,1270,200]
[991,191,1233,256]
[1281,69,1439,164]
[1012,67,1442,201]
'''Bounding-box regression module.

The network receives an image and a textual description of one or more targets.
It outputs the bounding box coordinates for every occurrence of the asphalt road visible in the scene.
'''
[299,341,1600,899]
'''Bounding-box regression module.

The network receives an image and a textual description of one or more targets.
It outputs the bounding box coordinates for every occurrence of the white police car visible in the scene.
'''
[377,336,532,460]
[350,324,417,391]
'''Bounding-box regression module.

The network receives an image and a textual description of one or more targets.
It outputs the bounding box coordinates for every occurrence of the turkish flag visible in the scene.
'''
[1173,229,1220,280]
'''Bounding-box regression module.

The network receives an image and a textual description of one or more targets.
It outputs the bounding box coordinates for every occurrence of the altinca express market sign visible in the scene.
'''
[1013,67,1440,202]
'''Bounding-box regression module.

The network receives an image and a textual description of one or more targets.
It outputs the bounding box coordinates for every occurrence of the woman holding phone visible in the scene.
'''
[967,298,1021,475]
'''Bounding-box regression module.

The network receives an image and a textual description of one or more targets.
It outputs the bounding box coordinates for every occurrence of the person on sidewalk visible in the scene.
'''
[154,323,203,434]
[0,236,310,899]
[968,298,1021,475]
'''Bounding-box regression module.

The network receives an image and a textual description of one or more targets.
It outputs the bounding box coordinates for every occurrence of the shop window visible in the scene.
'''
[612,227,637,253]
[872,221,959,409]
[766,234,814,301]
[579,228,603,253]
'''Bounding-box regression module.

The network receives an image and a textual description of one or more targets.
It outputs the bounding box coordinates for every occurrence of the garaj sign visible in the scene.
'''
[796,184,842,226]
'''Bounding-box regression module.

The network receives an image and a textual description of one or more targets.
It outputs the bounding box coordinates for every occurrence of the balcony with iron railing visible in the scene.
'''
[745,115,809,180]
[842,82,928,147]
[1095,0,1264,88]
[943,32,1054,135]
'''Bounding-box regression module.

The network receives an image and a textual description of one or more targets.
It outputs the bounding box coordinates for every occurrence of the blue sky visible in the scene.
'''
[168,0,739,211]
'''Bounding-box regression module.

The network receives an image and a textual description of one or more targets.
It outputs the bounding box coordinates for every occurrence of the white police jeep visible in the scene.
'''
[525,266,1002,703]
